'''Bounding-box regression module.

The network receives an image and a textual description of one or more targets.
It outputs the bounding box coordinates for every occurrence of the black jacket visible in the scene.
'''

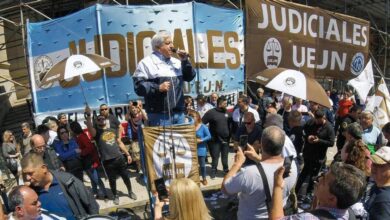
[202,107,232,141]
[303,119,335,161]
[51,170,99,219]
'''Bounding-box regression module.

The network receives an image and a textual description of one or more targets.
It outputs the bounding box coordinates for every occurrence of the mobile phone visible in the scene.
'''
[283,156,293,178]
[239,135,248,151]
[132,101,138,106]
[154,178,168,200]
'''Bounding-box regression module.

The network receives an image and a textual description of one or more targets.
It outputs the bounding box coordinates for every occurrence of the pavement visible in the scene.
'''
[94,149,237,215]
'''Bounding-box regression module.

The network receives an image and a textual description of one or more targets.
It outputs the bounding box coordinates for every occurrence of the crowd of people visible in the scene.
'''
[150,81,390,220]
[0,101,144,219]
[180,87,390,220]
[0,31,389,220]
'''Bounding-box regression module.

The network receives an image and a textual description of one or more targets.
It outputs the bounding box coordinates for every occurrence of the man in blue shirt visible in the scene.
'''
[21,153,98,219]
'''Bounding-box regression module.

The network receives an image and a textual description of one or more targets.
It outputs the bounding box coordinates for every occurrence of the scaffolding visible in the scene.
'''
[0,0,388,101]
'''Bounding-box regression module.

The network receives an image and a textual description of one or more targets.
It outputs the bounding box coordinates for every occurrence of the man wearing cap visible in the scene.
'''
[195,94,214,118]
[366,146,390,219]
[57,113,68,127]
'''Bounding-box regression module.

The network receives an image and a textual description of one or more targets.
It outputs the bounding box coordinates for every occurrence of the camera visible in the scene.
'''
[154,178,168,200]
[239,135,248,151]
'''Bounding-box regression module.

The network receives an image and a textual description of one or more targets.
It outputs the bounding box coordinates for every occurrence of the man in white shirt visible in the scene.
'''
[233,95,260,130]
[195,94,214,118]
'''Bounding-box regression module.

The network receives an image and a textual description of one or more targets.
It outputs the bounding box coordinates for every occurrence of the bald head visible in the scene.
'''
[30,134,46,154]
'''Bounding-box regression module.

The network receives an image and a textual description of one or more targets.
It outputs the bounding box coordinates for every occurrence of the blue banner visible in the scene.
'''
[27,2,244,115]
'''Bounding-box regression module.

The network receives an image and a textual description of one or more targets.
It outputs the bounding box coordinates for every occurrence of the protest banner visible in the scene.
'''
[246,0,370,80]
[27,2,244,118]
[142,124,199,190]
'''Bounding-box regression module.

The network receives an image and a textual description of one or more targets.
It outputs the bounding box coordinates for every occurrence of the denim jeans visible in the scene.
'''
[148,112,185,126]
[86,168,107,196]
[198,156,206,179]
[208,139,229,172]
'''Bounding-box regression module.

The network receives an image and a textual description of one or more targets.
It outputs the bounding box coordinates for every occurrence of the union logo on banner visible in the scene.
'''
[142,124,199,191]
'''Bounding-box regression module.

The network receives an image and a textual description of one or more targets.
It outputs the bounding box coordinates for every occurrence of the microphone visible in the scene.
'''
[171,48,190,58]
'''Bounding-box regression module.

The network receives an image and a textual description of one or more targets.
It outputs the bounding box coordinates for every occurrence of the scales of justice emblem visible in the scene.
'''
[152,132,193,185]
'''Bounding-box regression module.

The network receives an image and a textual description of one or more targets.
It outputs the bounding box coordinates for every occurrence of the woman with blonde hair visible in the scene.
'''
[154,178,212,220]
[2,130,21,185]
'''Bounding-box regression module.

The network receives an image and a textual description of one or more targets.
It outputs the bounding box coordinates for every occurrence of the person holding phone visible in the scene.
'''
[154,178,211,220]
[125,100,148,174]
[234,112,262,166]
[222,126,298,220]
[295,110,335,207]
[85,106,137,205]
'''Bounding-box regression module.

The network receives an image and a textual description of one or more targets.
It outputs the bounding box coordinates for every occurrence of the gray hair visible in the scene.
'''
[151,31,171,52]
[46,120,57,131]
[261,126,285,156]
[21,122,30,129]
[361,110,373,120]
[8,186,26,211]
[264,113,284,129]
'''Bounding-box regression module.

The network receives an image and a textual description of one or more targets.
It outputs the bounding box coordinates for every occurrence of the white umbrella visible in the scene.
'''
[41,54,116,104]
[250,68,332,109]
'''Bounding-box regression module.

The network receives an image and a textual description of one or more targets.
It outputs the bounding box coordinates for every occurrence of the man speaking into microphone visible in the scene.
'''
[133,31,196,126]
